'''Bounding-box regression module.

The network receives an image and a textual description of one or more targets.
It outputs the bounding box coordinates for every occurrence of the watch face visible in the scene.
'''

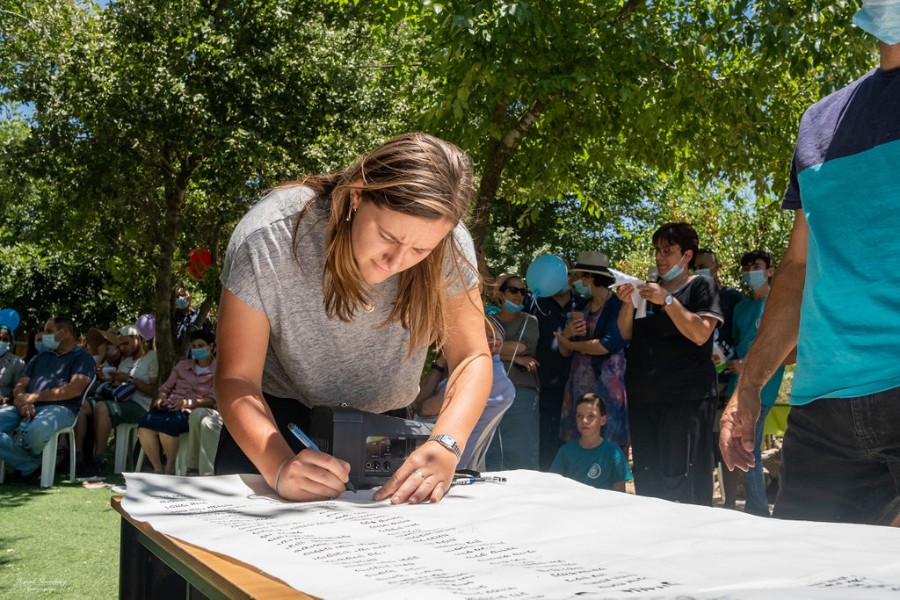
[429,434,461,458]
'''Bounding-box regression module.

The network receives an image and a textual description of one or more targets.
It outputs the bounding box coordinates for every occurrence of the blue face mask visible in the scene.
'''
[741,270,768,291]
[693,268,712,278]
[503,299,524,313]
[572,280,592,298]
[660,263,683,282]
[191,347,210,362]
[660,252,689,282]
[854,1,900,45]
[175,297,190,310]
[0,342,9,356]
[42,333,60,351]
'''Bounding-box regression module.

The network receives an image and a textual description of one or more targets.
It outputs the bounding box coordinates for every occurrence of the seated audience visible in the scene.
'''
[412,316,515,471]
[0,325,26,407]
[87,325,159,475]
[74,328,122,467]
[138,331,216,474]
[550,393,631,491]
[0,317,95,482]
[26,329,47,362]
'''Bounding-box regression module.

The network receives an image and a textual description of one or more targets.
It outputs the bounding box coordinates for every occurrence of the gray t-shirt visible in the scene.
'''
[0,351,26,398]
[221,186,479,413]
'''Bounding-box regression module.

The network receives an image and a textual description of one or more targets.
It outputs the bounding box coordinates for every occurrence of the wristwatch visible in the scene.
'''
[663,294,674,307]
[427,434,461,460]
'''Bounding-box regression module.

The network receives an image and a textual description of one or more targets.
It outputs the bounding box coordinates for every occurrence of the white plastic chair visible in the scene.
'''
[0,375,95,488]
[114,422,140,474]
[135,431,189,475]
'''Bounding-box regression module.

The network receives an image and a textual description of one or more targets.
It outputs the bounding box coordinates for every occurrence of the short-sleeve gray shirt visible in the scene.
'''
[221,186,479,413]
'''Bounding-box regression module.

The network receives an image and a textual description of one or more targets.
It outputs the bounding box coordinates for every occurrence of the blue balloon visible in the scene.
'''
[0,308,20,332]
[526,255,569,298]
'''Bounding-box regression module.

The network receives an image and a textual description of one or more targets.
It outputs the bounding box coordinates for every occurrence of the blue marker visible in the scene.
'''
[287,422,357,493]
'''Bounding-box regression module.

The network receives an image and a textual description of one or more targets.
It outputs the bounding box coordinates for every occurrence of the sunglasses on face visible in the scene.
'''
[502,286,528,295]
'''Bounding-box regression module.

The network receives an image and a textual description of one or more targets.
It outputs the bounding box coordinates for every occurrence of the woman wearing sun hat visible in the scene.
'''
[556,251,628,457]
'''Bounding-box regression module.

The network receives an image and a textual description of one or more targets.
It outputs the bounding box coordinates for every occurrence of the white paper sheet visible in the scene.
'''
[122,471,900,599]
[608,268,648,318]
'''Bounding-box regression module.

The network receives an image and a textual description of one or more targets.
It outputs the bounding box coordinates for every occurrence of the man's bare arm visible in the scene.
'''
[720,209,807,471]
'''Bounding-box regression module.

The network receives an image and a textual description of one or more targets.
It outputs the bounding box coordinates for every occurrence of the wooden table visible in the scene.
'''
[112,496,317,599]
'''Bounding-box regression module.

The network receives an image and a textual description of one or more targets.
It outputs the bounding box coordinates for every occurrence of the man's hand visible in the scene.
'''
[719,387,761,472]
[13,391,38,420]
[13,391,37,408]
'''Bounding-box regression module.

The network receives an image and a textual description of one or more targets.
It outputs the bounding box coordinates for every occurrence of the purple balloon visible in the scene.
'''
[136,314,156,340]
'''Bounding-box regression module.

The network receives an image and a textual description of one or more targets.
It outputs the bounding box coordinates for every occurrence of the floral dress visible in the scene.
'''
[559,300,629,454]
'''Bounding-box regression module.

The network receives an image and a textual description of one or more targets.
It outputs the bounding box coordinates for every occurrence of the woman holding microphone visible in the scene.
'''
[615,223,722,505]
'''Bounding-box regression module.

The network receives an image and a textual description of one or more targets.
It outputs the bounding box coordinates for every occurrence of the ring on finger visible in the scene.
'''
[414,471,426,480]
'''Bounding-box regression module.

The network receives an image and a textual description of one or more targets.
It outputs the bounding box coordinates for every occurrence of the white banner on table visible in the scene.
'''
[122,471,900,599]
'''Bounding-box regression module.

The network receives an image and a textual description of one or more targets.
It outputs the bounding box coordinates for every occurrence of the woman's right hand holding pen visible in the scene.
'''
[274,450,351,502]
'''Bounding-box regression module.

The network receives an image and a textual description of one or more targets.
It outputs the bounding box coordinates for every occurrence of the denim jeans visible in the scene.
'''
[743,404,772,517]
[0,404,77,475]
[774,388,900,525]
[485,386,540,471]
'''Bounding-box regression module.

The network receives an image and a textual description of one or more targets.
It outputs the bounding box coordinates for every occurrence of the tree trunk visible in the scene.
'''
[468,98,549,278]
[154,157,198,380]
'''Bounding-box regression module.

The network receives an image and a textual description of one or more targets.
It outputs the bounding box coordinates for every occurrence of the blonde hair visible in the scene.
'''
[284,133,476,353]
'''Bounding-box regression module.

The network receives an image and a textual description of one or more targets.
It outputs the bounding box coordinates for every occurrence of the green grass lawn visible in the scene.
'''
[0,475,124,599]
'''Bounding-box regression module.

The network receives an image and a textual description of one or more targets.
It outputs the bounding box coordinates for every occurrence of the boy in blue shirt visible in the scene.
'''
[550,393,631,491]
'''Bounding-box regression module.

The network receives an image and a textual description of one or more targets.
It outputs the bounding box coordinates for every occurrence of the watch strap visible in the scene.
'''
[427,434,461,460]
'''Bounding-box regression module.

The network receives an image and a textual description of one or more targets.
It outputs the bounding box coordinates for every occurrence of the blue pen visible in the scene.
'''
[450,477,484,486]
[287,422,357,493]
[451,475,507,486]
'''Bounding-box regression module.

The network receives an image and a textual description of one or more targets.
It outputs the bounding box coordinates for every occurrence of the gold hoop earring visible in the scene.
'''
[346,206,356,222]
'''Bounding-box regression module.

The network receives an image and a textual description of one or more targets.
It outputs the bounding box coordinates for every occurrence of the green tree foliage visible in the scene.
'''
[1,0,418,372]
[391,0,875,256]
[0,0,882,371]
